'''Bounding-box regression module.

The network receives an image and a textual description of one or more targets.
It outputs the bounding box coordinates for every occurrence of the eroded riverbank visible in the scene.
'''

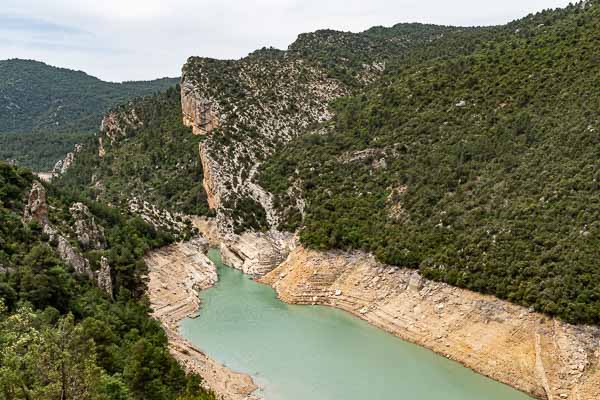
[145,239,258,399]
[180,249,535,400]
[147,223,600,400]
[260,246,600,400]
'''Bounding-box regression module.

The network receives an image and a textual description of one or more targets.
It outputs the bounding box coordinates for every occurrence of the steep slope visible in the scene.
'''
[181,23,484,235]
[0,59,178,170]
[59,23,474,272]
[55,86,210,221]
[260,0,600,324]
[0,161,214,399]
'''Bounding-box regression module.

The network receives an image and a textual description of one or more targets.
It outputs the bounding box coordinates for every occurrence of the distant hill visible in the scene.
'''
[0,59,179,169]
[0,59,179,134]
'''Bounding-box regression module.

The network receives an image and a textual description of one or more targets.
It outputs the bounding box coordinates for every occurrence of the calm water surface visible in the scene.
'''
[180,249,532,400]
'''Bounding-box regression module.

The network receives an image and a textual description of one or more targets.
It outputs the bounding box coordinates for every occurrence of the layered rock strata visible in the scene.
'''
[261,246,600,400]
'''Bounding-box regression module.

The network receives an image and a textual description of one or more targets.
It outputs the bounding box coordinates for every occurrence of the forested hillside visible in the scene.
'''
[54,86,210,216]
[260,0,600,324]
[0,162,214,399]
[0,59,178,170]
[54,1,600,325]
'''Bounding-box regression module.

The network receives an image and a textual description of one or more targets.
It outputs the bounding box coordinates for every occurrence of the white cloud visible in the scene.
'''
[0,0,573,81]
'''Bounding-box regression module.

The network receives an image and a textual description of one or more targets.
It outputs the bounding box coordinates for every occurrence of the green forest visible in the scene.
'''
[0,161,214,400]
[0,59,178,170]
[260,1,600,324]
[0,131,89,171]
[54,86,210,217]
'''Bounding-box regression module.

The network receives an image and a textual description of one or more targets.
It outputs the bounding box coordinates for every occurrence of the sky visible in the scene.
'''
[1,0,573,82]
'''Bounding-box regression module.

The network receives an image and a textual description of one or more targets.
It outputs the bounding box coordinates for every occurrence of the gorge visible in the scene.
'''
[22,1,600,399]
[180,249,534,400]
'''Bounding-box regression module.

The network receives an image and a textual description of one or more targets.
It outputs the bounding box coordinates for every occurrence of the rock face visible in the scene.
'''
[46,225,93,279]
[193,217,295,277]
[219,230,295,276]
[22,182,99,281]
[199,144,220,209]
[181,81,220,136]
[97,256,113,298]
[261,246,600,400]
[69,202,106,250]
[23,181,49,226]
[181,55,348,234]
[52,144,82,175]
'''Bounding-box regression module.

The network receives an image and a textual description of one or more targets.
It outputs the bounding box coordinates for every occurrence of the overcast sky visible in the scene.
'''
[1,0,572,82]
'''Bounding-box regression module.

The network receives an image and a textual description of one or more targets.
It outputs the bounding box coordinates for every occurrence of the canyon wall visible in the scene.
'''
[261,246,600,400]
[180,55,348,236]
[181,81,220,136]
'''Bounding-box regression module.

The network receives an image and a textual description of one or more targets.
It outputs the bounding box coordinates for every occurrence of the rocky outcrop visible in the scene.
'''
[43,224,93,278]
[181,55,348,233]
[98,107,142,157]
[181,81,220,136]
[193,217,295,276]
[97,256,113,298]
[23,181,49,226]
[261,246,600,400]
[145,239,257,399]
[52,144,82,175]
[127,197,194,239]
[69,202,106,250]
[100,108,142,143]
[23,181,93,277]
[220,230,295,276]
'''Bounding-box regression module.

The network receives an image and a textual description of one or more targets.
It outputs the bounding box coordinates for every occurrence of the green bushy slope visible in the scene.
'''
[54,86,210,216]
[0,59,178,135]
[260,1,600,324]
[0,59,178,170]
[0,162,214,399]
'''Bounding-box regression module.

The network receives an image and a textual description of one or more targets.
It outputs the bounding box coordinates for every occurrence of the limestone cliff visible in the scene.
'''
[181,54,348,237]
[181,81,220,136]
[52,144,82,176]
[261,247,600,400]
[23,181,49,226]
[23,181,113,288]
[70,202,106,250]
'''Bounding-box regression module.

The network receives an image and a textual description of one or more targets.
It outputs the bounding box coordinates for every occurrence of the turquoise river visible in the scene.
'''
[179,249,533,400]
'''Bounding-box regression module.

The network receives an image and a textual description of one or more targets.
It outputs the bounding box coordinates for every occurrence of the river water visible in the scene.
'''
[180,249,533,400]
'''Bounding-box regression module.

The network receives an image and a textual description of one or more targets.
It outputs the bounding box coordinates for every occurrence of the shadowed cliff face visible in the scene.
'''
[181,81,220,136]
